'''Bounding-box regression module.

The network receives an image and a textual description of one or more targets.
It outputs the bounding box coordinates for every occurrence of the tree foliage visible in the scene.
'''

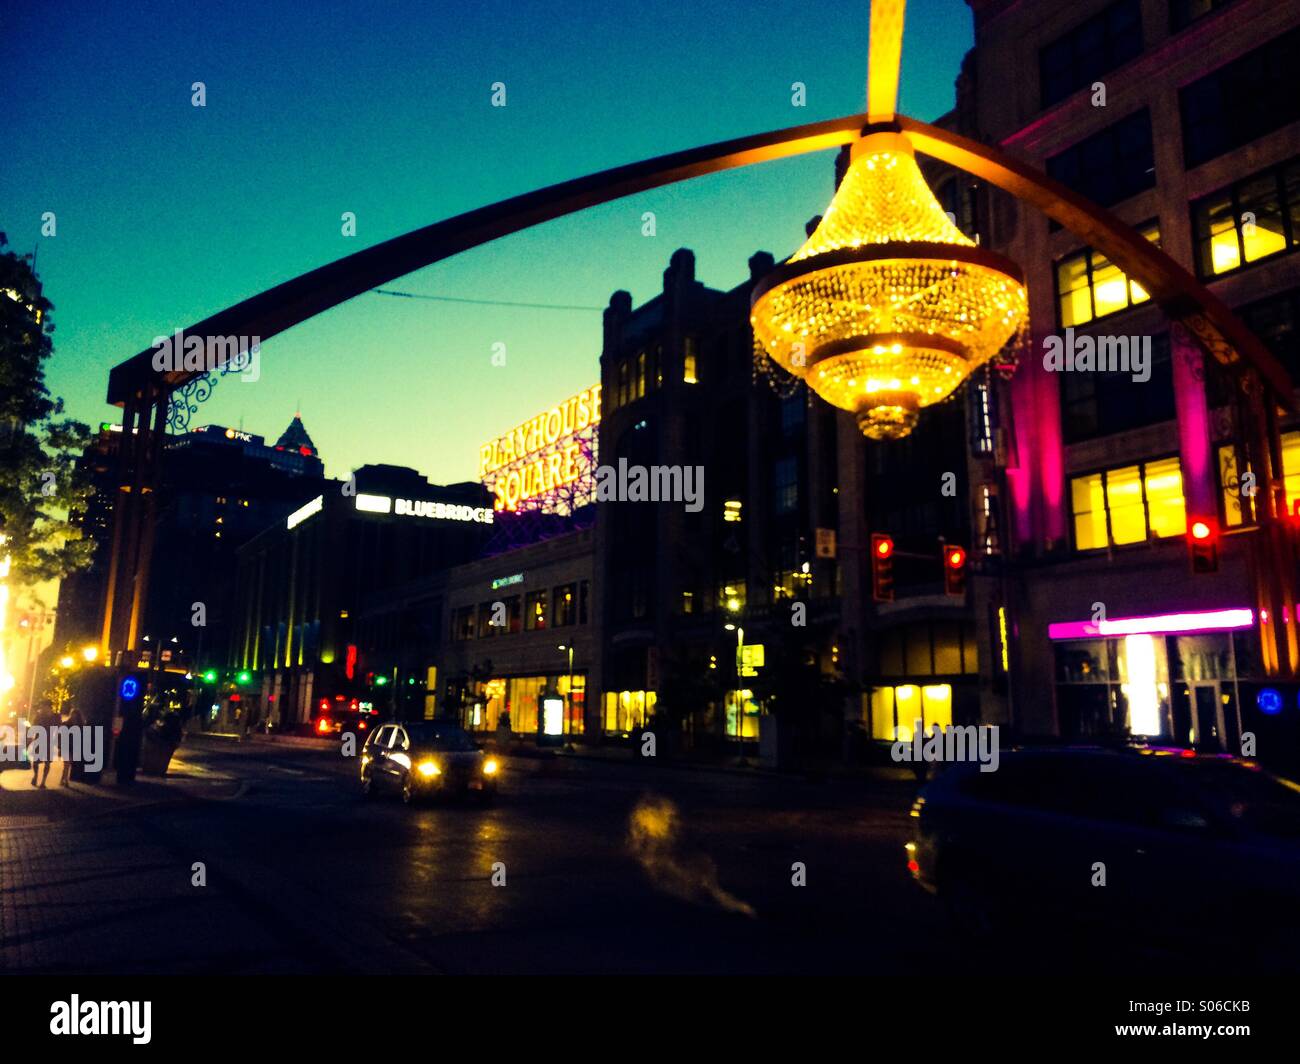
[0,233,94,585]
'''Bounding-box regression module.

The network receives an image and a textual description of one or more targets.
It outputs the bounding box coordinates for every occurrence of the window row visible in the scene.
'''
[451,580,590,640]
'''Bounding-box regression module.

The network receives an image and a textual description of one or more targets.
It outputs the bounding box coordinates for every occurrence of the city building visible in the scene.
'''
[229,464,493,731]
[55,416,326,672]
[949,0,1300,754]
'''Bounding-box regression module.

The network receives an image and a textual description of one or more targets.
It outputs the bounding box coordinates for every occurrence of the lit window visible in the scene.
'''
[723,499,743,523]
[1193,159,1299,279]
[1055,222,1159,327]
[719,581,746,612]
[683,337,699,384]
[869,683,953,741]
[681,590,695,614]
[1070,458,1186,550]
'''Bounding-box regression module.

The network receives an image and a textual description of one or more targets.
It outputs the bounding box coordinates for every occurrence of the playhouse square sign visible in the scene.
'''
[479,384,601,511]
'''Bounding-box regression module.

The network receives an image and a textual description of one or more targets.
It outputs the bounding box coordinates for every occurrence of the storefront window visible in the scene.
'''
[603,690,657,734]
[724,689,762,739]
[869,683,953,741]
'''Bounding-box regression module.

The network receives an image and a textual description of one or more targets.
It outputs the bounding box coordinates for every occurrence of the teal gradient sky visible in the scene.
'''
[3,0,973,484]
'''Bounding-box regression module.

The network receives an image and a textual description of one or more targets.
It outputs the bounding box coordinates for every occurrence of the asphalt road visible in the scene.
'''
[2,738,1264,976]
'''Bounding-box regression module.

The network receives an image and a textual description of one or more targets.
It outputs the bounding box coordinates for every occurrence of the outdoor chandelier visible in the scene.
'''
[750,4,1027,440]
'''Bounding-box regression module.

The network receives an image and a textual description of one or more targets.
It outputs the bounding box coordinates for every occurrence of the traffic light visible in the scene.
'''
[1189,519,1219,574]
[943,544,967,597]
[202,669,218,684]
[871,533,895,602]
[235,670,253,686]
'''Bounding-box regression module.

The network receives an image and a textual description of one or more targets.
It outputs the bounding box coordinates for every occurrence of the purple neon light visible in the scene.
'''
[1048,607,1255,640]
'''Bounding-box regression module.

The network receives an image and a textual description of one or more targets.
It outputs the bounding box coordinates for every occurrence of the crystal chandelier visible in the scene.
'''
[750,130,1027,439]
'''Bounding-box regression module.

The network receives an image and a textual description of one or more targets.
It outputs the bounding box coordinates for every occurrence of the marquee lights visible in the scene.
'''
[479,385,601,512]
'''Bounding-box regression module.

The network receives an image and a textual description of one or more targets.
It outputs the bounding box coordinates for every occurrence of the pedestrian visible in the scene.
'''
[59,703,86,786]
[27,699,60,789]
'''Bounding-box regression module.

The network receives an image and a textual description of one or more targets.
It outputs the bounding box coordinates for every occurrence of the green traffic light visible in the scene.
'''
[202,670,218,683]
[375,675,388,686]
[236,671,252,685]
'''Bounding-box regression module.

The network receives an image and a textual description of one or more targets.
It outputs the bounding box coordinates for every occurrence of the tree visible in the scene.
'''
[0,233,93,586]
[653,651,723,737]
[749,627,856,751]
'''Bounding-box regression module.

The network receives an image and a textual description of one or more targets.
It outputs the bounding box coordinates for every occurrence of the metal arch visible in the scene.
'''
[107,113,872,405]
[892,115,1295,408]
[108,111,1293,412]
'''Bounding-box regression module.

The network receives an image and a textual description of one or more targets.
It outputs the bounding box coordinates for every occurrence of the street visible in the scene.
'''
[0,737,1272,977]
[2,740,937,975]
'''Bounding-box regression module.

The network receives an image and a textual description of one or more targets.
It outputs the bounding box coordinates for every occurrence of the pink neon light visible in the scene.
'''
[1048,607,1255,640]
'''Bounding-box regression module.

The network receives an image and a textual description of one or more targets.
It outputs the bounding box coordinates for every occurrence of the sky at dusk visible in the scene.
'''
[3,0,974,485]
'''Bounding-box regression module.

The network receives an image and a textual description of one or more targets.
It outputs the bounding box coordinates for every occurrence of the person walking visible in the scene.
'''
[59,703,86,786]
[27,699,60,788]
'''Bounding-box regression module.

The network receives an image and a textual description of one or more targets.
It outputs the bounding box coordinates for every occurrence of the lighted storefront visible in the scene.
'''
[602,689,656,735]
[465,673,585,735]
[865,620,979,741]
[1049,608,1253,749]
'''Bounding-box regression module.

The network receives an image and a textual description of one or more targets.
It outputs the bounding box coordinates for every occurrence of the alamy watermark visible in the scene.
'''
[151,328,260,381]
[0,721,105,772]
[891,722,1000,773]
[1042,328,1151,383]
[594,459,703,512]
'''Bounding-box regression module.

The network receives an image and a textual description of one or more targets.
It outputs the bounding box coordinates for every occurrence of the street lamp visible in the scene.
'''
[81,645,98,663]
[557,644,575,750]
[724,623,747,762]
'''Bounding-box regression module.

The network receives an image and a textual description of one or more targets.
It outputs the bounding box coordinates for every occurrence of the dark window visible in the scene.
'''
[579,580,590,624]
[1239,288,1300,385]
[773,456,799,514]
[1060,333,1175,443]
[1047,110,1155,211]
[1192,158,1300,280]
[780,393,805,435]
[1039,0,1143,109]
[1180,27,1300,168]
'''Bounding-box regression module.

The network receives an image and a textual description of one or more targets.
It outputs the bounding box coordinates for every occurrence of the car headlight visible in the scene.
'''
[417,760,441,778]
[483,758,499,776]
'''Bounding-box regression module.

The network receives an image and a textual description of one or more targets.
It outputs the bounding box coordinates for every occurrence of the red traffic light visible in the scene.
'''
[874,536,895,559]
[1190,520,1213,541]
[945,546,967,569]
[870,533,895,602]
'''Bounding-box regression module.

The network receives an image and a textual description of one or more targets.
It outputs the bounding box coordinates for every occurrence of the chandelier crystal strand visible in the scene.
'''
[750,131,1027,439]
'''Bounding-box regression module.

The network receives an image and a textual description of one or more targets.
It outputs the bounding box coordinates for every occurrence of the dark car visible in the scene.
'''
[360,721,499,804]
[907,746,1300,966]
[312,697,380,741]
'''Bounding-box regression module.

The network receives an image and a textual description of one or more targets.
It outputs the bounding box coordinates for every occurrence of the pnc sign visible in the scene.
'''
[479,385,601,512]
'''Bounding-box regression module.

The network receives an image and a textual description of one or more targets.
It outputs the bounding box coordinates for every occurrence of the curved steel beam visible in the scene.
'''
[107,113,871,404]
[109,109,1294,412]
[893,115,1295,408]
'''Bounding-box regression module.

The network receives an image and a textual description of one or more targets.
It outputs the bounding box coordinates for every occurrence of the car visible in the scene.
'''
[906,745,1300,967]
[360,721,499,805]
[312,697,380,740]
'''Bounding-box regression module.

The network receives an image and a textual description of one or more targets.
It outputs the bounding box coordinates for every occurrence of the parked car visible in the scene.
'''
[907,746,1300,966]
[360,721,498,804]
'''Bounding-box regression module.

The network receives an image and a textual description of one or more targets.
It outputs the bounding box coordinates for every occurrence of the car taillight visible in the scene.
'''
[316,718,331,734]
[358,721,367,730]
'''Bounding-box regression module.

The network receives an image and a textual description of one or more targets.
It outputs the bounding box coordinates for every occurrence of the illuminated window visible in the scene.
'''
[602,690,656,734]
[1193,158,1300,279]
[723,499,743,523]
[719,581,746,613]
[525,590,547,631]
[1223,431,1300,527]
[552,583,576,627]
[868,683,953,741]
[683,336,699,384]
[636,350,647,399]
[1055,222,1159,327]
[681,590,695,614]
[1071,458,1186,550]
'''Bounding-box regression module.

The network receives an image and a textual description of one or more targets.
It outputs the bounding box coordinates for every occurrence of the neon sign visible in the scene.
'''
[479,385,600,512]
